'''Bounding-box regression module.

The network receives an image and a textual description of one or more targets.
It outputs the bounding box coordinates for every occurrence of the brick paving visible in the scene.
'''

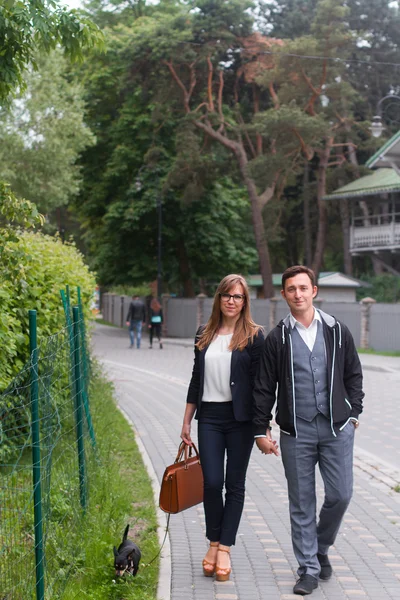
[92,324,400,600]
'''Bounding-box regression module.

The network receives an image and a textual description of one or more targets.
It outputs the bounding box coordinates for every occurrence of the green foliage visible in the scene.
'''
[356,274,400,303]
[0,50,96,215]
[75,11,260,293]
[74,0,400,288]
[62,369,159,599]
[1,361,158,599]
[0,190,95,388]
[0,0,104,103]
[111,284,152,296]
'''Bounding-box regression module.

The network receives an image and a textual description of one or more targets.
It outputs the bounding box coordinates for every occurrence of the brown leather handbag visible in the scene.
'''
[159,441,204,514]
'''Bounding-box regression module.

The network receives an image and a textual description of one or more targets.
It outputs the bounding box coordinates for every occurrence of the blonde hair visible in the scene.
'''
[196,274,262,352]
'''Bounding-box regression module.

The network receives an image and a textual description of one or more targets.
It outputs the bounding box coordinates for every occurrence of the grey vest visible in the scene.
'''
[291,321,329,422]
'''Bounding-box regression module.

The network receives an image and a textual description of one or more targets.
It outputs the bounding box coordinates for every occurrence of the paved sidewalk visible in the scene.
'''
[92,324,400,600]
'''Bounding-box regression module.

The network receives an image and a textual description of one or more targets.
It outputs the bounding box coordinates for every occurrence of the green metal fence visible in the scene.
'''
[0,287,96,599]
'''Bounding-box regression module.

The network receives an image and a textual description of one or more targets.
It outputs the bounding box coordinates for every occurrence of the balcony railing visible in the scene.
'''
[350,212,400,251]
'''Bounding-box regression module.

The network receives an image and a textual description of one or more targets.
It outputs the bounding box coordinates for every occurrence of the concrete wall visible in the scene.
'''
[101,294,400,352]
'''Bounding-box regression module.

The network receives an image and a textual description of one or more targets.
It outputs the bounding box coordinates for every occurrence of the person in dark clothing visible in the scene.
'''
[148,298,163,349]
[181,274,264,582]
[253,265,364,596]
[125,295,146,349]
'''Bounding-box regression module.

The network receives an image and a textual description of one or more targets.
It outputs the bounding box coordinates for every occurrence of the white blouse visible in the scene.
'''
[202,334,233,403]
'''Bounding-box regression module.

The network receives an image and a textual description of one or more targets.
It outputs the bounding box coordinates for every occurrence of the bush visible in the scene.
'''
[356,274,400,303]
[0,230,96,389]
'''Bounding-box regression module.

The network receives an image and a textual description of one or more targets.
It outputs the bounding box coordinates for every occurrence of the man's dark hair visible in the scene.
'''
[281,265,316,290]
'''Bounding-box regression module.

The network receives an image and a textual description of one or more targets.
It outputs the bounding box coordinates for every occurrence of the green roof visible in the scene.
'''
[366,130,400,169]
[323,168,400,200]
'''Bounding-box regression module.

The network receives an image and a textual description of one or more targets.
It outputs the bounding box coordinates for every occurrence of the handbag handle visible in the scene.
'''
[175,441,200,464]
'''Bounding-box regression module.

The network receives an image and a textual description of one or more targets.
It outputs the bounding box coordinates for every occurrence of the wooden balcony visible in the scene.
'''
[350,213,400,253]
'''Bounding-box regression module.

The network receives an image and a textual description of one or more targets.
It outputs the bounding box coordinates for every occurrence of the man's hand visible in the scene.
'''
[125,320,130,326]
[256,432,279,456]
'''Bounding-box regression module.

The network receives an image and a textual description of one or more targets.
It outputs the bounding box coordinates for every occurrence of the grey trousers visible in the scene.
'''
[280,414,355,578]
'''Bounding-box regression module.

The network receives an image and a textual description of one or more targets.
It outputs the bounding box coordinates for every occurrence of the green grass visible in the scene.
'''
[0,365,159,600]
[393,484,400,493]
[357,348,400,357]
[62,367,159,600]
[91,318,120,328]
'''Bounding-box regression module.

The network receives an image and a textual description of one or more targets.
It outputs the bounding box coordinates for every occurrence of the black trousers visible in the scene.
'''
[197,402,254,546]
[149,323,161,345]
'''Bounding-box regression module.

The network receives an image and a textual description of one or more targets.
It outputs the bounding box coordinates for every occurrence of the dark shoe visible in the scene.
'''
[293,574,318,595]
[160,342,163,349]
[317,553,332,580]
[149,345,152,349]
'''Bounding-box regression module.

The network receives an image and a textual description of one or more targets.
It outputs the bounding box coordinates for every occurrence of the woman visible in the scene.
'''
[148,298,163,349]
[180,274,264,581]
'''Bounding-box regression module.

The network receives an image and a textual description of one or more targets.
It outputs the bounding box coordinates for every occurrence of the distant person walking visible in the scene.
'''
[149,298,163,349]
[126,295,146,349]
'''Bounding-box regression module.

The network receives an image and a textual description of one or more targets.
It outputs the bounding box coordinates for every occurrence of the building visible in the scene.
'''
[324,131,400,272]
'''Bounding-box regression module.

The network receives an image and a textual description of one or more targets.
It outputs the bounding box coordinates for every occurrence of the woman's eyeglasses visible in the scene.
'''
[219,293,245,303]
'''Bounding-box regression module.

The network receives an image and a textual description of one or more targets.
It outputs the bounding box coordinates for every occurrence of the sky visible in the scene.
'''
[64,0,84,8]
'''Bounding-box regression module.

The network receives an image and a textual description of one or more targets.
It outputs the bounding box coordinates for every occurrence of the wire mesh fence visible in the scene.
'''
[0,288,96,600]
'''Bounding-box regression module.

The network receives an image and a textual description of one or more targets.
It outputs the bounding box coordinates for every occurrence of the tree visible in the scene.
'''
[260,0,400,275]
[121,2,301,297]
[0,50,95,217]
[0,0,103,103]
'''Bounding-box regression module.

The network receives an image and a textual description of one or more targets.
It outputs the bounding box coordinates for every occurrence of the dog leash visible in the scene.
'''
[141,513,170,569]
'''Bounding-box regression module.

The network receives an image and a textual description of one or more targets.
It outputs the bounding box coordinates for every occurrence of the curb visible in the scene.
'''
[354,445,400,496]
[118,406,171,600]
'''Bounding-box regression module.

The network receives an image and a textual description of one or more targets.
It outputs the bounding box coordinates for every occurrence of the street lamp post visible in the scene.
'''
[370,93,400,138]
[135,169,163,300]
[156,194,162,299]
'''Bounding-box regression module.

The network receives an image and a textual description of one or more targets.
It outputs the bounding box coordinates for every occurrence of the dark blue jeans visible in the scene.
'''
[198,402,254,546]
[129,320,142,348]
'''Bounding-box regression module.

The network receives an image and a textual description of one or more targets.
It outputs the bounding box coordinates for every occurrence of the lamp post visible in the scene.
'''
[370,93,400,138]
[156,194,162,299]
[135,169,163,300]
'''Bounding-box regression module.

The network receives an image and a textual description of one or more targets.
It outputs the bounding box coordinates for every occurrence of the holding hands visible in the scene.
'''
[256,430,279,456]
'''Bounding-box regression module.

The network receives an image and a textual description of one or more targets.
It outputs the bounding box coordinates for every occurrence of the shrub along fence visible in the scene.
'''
[0,286,96,600]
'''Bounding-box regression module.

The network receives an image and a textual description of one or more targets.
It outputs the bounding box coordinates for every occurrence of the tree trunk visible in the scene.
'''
[312,143,331,279]
[177,238,195,297]
[303,161,312,266]
[339,198,352,275]
[193,119,275,297]
[371,255,383,275]
[234,145,275,298]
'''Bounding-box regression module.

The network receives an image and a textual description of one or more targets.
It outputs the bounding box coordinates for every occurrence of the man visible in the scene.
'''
[125,294,146,349]
[253,265,364,596]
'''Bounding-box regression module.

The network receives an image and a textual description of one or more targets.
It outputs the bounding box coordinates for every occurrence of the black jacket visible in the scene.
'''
[126,300,146,322]
[253,310,364,437]
[187,328,264,422]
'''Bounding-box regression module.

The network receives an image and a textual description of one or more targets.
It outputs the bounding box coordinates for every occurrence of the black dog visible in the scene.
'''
[113,524,141,577]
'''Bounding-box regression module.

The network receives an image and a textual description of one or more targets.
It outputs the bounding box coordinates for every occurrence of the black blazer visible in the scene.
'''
[186,327,264,422]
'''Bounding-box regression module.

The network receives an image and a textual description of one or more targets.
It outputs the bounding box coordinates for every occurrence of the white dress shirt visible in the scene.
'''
[202,334,233,403]
[289,308,322,351]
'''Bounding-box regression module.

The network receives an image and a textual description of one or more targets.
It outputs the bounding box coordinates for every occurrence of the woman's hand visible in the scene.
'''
[180,423,193,446]
[255,432,279,456]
